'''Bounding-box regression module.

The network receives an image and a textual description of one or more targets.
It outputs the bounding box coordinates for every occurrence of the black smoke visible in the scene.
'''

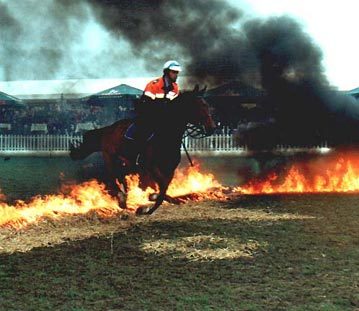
[242,17,359,147]
[85,0,359,147]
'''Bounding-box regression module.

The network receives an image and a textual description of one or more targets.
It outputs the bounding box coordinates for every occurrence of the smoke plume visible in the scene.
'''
[1,0,358,146]
[242,16,359,147]
[84,0,359,146]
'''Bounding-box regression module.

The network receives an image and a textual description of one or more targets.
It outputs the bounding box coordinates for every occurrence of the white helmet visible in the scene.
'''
[163,60,182,72]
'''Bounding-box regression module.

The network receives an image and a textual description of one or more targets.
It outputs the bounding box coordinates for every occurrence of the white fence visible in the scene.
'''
[183,135,244,152]
[0,135,78,152]
[0,134,243,155]
[0,134,331,156]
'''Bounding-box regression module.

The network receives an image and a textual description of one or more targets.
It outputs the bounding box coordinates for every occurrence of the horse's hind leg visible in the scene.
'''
[103,152,128,209]
[115,175,128,210]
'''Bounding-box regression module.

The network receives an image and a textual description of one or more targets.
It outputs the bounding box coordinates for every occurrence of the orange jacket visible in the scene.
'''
[144,77,179,101]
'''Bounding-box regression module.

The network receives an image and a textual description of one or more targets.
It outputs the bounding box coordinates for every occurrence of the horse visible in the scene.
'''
[69,86,216,215]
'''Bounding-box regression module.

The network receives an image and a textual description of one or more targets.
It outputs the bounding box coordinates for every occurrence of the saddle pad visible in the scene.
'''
[124,123,136,140]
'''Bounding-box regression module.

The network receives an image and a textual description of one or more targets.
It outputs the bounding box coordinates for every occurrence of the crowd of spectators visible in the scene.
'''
[0,100,135,135]
[0,99,244,136]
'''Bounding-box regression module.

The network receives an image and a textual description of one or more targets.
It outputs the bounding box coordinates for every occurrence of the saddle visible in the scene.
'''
[124,123,154,142]
[120,123,155,167]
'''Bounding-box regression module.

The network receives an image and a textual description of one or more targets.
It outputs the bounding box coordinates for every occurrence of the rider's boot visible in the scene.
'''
[132,126,150,166]
[134,141,147,166]
[124,136,143,166]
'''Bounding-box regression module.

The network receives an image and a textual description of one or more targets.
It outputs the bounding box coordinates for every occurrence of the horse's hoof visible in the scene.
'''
[117,193,127,209]
[147,208,155,215]
[164,195,186,205]
[170,197,185,205]
[136,206,151,215]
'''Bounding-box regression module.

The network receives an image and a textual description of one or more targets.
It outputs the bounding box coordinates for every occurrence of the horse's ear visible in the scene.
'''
[193,84,200,93]
[200,85,207,95]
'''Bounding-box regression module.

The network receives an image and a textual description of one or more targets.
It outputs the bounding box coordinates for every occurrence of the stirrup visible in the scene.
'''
[135,154,141,166]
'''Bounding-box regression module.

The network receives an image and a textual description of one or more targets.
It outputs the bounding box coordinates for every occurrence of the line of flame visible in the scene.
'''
[235,157,359,194]
[0,164,223,229]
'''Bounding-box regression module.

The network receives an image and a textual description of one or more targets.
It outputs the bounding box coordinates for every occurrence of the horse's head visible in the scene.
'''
[182,85,216,136]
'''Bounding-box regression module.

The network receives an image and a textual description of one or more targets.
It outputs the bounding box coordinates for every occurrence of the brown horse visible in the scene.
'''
[70,86,216,215]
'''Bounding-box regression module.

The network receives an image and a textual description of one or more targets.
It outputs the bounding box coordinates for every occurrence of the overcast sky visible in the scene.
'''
[237,0,359,90]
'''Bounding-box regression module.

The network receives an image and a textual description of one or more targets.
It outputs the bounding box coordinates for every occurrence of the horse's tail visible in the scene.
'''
[69,128,103,160]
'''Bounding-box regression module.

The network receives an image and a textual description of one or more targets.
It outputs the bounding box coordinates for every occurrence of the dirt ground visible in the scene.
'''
[0,193,358,310]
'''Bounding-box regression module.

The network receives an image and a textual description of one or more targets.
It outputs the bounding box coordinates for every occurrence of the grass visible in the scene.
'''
[0,194,358,310]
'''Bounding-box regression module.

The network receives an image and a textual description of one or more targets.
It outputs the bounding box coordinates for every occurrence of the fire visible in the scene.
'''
[168,165,222,196]
[236,155,359,194]
[0,164,223,229]
[0,180,121,229]
[125,164,224,208]
[5,154,359,230]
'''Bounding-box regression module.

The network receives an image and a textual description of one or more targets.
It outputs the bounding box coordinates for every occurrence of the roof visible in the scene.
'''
[347,87,359,95]
[0,91,25,107]
[0,91,20,102]
[93,84,143,96]
[0,78,151,98]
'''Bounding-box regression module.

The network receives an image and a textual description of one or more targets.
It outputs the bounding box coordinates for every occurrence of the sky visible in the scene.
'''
[237,0,359,91]
[0,0,358,95]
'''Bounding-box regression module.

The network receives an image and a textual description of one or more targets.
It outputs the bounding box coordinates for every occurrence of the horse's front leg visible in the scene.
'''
[149,193,186,205]
[136,168,174,215]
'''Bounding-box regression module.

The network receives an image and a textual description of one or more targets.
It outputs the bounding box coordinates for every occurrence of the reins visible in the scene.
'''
[182,124,208,167]
[182,141,194,167]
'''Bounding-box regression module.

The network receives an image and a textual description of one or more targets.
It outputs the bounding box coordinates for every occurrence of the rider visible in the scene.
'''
[143,60,181,101]
[131,60,182,163]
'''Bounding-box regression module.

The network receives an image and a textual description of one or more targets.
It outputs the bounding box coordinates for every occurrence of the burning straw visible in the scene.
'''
[0,164,225,230]
[235,153,359,194]
[4,153,359,230]
[0,180,121,229]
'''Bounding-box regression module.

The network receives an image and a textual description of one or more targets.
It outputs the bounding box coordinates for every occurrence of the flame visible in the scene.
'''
[0,180,121,229]
[236,155,359,194]
[6,154,359,230]
[168,165,222,196]
[125,164,224,208]
[0,164,223,229]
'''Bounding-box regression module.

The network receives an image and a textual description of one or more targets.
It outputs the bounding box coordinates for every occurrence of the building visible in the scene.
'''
[82,84,142,123]
[347,87,359,99]
[0,91,26,133]
[0,91,24,107]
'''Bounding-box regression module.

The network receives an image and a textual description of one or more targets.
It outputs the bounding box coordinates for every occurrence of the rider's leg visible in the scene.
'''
[132,118,153,163]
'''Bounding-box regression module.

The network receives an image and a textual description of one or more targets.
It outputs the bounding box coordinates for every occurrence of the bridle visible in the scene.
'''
[183,123,208,139]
